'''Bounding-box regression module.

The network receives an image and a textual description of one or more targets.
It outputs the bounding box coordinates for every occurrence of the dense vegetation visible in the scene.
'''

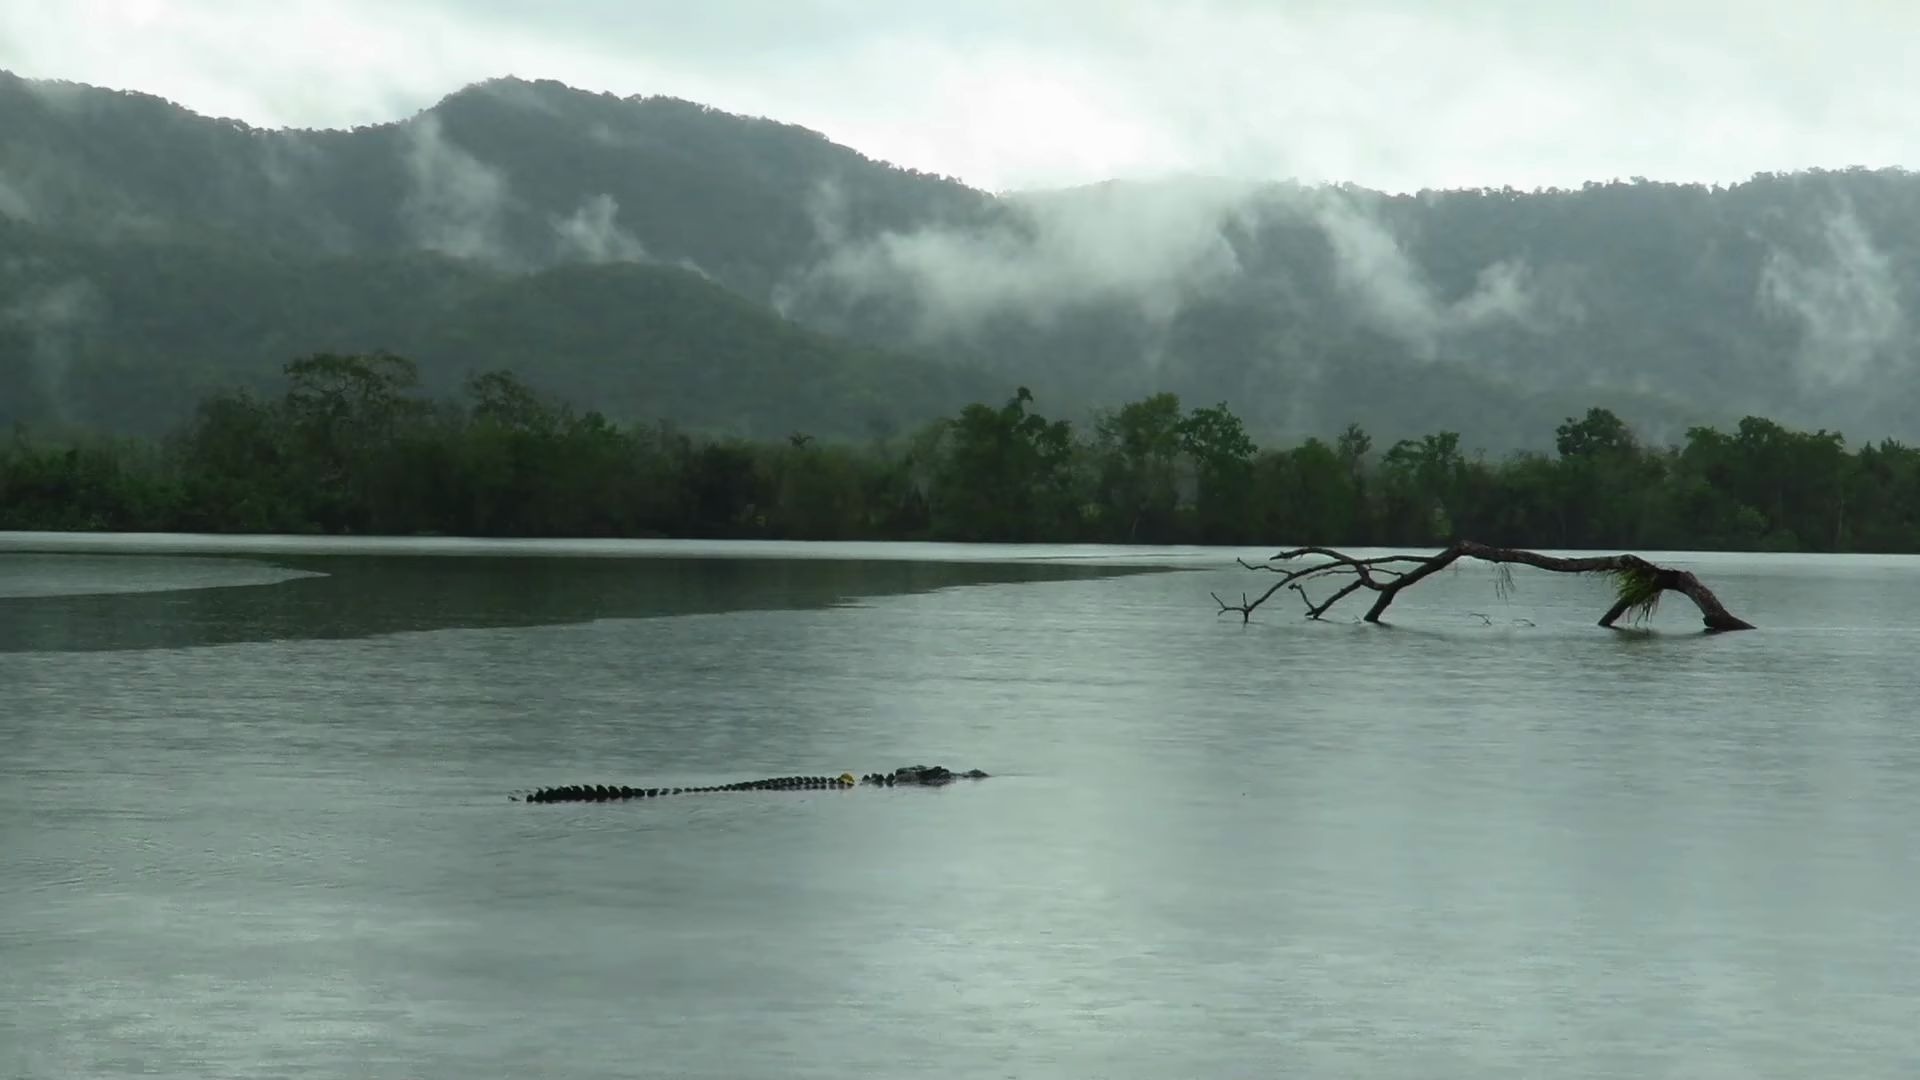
[6,354,1916,553]
[9,69,1920,453]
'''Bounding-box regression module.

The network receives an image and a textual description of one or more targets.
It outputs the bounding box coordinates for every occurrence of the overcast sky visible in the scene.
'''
[2,0,1915,193]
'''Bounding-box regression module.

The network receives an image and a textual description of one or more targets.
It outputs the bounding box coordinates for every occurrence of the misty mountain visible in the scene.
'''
[5,69,1920,451]
[0,218,994,438]
[0,70,997,292]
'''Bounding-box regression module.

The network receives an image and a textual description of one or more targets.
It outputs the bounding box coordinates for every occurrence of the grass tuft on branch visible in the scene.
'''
[1601,564,1664,624]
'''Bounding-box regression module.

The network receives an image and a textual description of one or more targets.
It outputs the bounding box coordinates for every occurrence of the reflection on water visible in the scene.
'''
[0,553,323,599]
[0,529,1227,565]
[0,554,1160,653]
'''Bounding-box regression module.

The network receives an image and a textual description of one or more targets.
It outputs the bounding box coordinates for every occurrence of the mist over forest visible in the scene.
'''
[4,68,1918,453]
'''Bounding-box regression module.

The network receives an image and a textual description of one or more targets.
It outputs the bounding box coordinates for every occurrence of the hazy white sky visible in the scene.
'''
[2,0,1916,193]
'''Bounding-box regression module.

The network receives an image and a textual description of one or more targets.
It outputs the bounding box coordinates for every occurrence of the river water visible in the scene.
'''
[2,533,1917,1078]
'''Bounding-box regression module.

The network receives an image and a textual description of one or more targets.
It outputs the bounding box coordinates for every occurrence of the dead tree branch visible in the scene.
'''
[1215,540,1755,632]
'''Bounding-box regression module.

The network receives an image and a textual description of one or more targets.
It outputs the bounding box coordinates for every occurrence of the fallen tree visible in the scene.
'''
[1213,541,1755,632]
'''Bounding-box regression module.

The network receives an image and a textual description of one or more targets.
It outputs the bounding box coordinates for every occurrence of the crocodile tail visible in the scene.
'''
[521,774,858,804]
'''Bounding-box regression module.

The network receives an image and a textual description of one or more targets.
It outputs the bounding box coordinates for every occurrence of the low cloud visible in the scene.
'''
[399,114,513,262]
[0,172,31,220]
[255,133,363,254]
[1758,205,1906,386]
[257,132,320,191]
[15,75,98,115]
[3,278,101,422]
[469,76,566,117]
[784,176,1548,365]
[784,174,1253,340]
[1299,188,1547,357]
[551,193,649,264]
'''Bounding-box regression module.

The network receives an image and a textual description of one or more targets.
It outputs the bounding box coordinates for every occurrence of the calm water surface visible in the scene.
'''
[3,534,1919,1078]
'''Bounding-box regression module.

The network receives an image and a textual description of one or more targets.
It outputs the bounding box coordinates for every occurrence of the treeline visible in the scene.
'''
[5,352,1920,552]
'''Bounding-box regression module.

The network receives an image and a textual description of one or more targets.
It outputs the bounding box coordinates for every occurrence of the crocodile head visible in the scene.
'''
[864,765,990,786]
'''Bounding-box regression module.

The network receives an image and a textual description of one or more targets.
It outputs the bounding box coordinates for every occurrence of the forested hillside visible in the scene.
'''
[0,219,996,438]
[5,69,1920,451]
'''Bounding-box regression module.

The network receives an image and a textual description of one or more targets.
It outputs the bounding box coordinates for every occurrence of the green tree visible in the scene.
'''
[1377,432,1467,543]
[930,387,1077,541]
[279,352,430,531]
[1178,402,1257,543]
[1552,407,1652,546]
[1094,392,1185,541]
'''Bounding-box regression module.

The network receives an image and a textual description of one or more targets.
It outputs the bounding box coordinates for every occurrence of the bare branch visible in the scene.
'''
[1269,546,1431,568]
[1291,584,1318,615]
[1213,578,1290,622]
[1296,578,1367,619]
[1218,540,1755,632]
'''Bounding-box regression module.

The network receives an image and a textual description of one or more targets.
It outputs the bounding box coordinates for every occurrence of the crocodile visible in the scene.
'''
[514,764,989,804]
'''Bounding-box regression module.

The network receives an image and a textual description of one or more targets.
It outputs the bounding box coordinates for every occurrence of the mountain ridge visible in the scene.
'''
[5,68,1919,452]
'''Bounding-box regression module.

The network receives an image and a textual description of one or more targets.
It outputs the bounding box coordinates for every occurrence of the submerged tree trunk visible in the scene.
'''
[1213,541,1755,632]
